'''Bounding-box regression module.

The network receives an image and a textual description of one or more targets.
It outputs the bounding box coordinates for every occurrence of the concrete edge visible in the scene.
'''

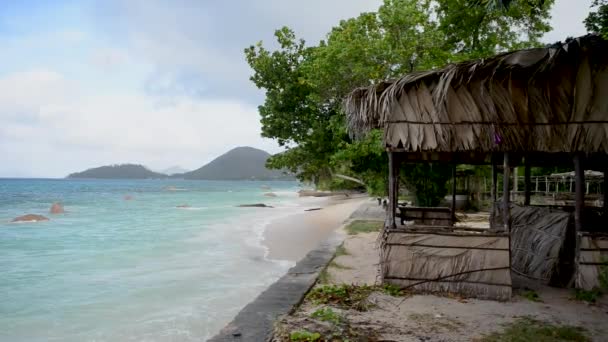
[207,232,344,342]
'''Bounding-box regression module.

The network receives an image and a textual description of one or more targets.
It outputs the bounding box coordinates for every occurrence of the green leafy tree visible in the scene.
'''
[245,0,554,201]
[585,0,608,39]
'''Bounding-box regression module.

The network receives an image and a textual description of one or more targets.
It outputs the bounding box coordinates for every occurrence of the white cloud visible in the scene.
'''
[90,48,130,70]
[0,69,278,177]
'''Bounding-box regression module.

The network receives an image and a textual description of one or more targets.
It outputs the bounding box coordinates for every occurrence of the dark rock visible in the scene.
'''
[12,214,50,223]
[263,192,277,197]
[176,204,191,208]
[237,203,273,208]
[50,202,65,214]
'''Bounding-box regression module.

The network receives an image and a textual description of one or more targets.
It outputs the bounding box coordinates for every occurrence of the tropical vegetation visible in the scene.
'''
[245,0,604,204]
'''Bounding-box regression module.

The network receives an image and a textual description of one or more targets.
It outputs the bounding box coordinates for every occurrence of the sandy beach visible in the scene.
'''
[263,195,369,262]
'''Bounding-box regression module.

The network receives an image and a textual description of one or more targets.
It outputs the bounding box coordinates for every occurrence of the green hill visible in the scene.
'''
[67,164,167,179]
[179,147,292,180]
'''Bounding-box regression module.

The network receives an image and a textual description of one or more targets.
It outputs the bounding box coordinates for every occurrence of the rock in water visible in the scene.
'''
[264,192,277,197]
[176,204,191,208]
[236,203,274,208]
[12,214,50,223]
[124,195,133,201]
[50,202,65,214]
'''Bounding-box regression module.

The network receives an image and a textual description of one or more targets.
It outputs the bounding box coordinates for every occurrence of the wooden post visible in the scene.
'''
[574,155,585,282]
[491,160,497,203]
[602,166,608,217]
[524,157,531,206]
[586,181,590,195]
[503,153,511,232]
[452,163,457,223]
[513,167,518,201]
[535,177,539,193]
[388,152,397,228]
[545,176,549,194]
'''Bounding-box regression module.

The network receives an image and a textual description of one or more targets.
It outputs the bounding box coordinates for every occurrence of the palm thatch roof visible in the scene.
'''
[345,35,608,153]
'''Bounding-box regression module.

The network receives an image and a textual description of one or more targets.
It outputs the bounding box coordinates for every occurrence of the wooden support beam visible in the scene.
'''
[524,157,531,206]
[604,165,608,217]
[452,163,457,223]
[387,152,397,229]
[502,153,511,232]
[574,154,585,283]
[491,158,497,204]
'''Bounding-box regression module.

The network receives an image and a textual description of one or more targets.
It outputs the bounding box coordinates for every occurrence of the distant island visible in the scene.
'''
[180,147,292,180]
[67,164,166,179]
[66,147,293,180]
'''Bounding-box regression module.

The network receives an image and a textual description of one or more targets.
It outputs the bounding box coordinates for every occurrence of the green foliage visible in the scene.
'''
[573,260,608,303]
[521,289,542,302]
[481,317,589,341]
[574,288,603,303]
[307,285,375,311]
[335,244,349,257]
[311,307,342,325]
[246,0,554,189]
[290,330,321,342]
[401,163,452,207]
[585,0,608,39]
[344,220,383,235]
[381,283,406,297]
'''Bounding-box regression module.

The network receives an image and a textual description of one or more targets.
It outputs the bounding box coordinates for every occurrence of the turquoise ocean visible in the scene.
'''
[0,179,314,341]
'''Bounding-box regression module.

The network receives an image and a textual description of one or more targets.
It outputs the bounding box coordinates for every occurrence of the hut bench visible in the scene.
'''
[397,206,453,226]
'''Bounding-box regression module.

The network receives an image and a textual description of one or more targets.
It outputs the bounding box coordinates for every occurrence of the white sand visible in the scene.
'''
[263,196,369,262]
[283,220,608,341]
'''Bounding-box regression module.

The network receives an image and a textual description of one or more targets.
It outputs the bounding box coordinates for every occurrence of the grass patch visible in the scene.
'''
[480,317,589,342]
[381,283,407,297]
[521,289,542,302]
[310,307,342,325]
[289,330,321,341]
[573,288,603,303]
[317,267,331,284]
[307,284,375,311]
[329,260,352,270]
[344,220,382,235]
[335,244,349,257]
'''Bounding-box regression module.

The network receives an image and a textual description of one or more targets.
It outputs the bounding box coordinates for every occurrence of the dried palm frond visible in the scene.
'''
[345,34,608,153]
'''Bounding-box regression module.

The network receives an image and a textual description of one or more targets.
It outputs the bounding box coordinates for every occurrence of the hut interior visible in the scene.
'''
[346,35,608,299]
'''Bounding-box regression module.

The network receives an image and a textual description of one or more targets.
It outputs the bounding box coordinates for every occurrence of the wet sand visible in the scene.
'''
[263,196,369,262]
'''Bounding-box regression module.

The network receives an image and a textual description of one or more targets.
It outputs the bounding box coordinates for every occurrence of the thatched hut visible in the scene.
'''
[345,35,608,299]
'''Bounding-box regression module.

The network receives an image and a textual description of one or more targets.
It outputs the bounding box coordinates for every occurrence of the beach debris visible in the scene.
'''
[124,195,133,200]
[305,208,322,212]
[49,202,65,214]
[11,214,50,223]
[176,204,191,208]
[264,192,277,197]
[237,203,274,208]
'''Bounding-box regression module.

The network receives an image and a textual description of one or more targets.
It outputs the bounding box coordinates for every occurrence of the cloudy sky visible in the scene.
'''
[0,0,594,177]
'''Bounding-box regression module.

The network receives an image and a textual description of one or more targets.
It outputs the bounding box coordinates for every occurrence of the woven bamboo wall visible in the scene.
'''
[381,230,511,300]
[576,233,608,290]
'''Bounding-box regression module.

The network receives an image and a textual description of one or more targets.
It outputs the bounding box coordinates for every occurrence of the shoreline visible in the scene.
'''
[262,195,369,262]
[209,195,371,341]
